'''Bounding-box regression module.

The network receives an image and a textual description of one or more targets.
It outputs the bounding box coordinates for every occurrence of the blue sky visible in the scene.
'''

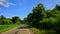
[0,0,60,20]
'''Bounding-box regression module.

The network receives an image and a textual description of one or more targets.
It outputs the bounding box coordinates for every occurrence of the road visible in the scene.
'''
[0,24,33,34]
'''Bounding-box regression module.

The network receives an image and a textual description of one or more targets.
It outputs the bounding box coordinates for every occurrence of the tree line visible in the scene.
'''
[23,3,60,33]
[0,15,22,25]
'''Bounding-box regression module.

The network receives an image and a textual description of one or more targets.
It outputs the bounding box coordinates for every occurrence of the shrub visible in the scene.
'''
[39,17,56,30]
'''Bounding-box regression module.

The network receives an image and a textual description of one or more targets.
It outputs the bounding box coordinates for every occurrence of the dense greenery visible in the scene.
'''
[23,3,60,34]
[0,24,19,33]
[0,15,22,25]
[0,15,22,33]
[30,28,57,34]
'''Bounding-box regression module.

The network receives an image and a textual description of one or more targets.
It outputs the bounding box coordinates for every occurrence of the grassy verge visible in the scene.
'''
[30,28,57,34]
[0,24,19,33]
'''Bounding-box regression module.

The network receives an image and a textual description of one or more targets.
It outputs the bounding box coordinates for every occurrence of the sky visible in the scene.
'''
[0,0,60,20]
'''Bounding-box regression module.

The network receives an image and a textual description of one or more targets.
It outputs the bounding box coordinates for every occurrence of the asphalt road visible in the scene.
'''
[1,24,33,34]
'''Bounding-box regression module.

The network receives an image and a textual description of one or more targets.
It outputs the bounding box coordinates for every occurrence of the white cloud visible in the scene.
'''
[0,0,14,8]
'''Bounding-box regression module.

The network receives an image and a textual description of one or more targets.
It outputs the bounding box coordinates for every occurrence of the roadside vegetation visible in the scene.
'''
[23,3,60,34]
[0,2,60,34]
[0,24,19,33]
[0,16,22,33]
[30,28,57,34]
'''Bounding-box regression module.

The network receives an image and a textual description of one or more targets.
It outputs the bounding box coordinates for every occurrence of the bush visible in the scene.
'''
[39,17,56,30]
[54,14,60,34]
[16,22,21,25]
[0,19,12,25]
[30,28,57,34]
[30,28,41,34]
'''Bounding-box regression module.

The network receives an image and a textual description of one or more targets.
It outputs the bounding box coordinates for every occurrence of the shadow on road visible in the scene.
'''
[17,24,28,29]
[15,31,19,34]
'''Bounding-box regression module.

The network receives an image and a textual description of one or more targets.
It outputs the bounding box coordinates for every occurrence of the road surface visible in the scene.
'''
[0,24,33,34]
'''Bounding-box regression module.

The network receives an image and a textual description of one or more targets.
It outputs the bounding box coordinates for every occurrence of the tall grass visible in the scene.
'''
[30,28,58,34]
[0,24,19,33]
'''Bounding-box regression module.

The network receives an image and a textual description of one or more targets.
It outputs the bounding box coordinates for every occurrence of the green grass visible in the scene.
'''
[30,28,58,34]
[0,24,19,33]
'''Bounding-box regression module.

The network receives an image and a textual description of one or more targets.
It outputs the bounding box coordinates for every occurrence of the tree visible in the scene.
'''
[52,4,60,14]
[27,3,45,28]
[11,16,21,24]
[0,15,6,20]
[55,14,60,33]
[55,4,60,11]
[45,9,56,18]
[40,17,56,30]
[23,18,28,24]
[0,15,12,25]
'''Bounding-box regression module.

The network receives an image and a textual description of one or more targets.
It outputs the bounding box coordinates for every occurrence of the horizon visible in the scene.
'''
[0,0,60,20]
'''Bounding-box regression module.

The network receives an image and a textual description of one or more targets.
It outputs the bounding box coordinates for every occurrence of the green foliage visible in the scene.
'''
[27,3,59,28]
[0,24,19,33]
[32,3,45,13]
[54,14,60,33]
[55,4,60,11]
[0,15,21,33]
[0,15,6,20]
[41,17,56,23]
[30,28,57,34]
[30,28,41,34]
[11,16,21,24]
[0,15,21,25]
[40,17,56,30]
[25,3,60,34]
[27,3,45,27]
[0,19,12,25]
[0,15,12,25]
[23,18,28,24]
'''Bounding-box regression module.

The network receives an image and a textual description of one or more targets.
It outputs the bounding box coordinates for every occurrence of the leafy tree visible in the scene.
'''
[40,17,56,29]
[0,15,6,25]
[54,14,60,34]
[23,18,28,24]
[0,15,6,20]
[45,10,51,18]
[52,4,60,14]
[0,15,12,25]
[55,4,60,11]
[27,3,45,28]
[11,16,21,24]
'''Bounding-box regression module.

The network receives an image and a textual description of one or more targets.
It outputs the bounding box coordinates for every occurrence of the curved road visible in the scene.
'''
[1,24,33,34]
